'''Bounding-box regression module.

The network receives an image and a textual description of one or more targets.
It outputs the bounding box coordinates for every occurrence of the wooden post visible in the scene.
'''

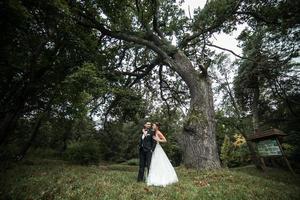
[270,158,279,168]
[275,138,296,176]
[260,157,266,171]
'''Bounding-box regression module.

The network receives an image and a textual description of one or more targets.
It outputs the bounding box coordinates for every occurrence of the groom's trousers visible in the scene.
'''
[137,149,152,182]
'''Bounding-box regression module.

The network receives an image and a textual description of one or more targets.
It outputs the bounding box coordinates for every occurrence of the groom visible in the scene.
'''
[137,121,156,182]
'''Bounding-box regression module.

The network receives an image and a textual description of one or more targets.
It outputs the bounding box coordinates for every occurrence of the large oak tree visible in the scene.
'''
[66,0,299,169]
[66,0,245,169]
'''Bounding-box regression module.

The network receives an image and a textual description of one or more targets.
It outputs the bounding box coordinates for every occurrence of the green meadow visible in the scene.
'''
[1,159,299,200]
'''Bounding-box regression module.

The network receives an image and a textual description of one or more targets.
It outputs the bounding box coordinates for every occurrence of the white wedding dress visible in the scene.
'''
[146,143,178,187]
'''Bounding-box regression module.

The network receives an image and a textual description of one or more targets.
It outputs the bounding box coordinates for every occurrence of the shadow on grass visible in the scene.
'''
[232,165,300,187]
[99,164,138,172]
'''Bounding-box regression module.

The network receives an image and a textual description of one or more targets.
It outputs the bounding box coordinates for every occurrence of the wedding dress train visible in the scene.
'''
[146,143,178,186]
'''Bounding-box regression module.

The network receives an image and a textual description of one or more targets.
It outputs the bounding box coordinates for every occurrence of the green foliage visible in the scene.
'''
[109,90,148,122]
[0,0,110,150]
[220,134,251,168]
[62,62,108,108]
[27,147,59,159]
[26,116,97,153]
[98,121,141,162]
[64,140,101,165]
[220,135,231,167]
[230,144,251,167]
[262,96,300,163]
[234,15,299,113]
[233,12,300,165]
[96,106,183,165]
[122,158,139,166]
[96,0,136,30]
[0,144,19,161]
[282,143,296,158]
[193,0,239,33]
[239,1,300,32]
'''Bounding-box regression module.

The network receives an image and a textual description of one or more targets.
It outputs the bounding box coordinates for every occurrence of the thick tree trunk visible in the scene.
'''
[171,51,221,169]
[60,121,73,154]
[16,94,54,159]
[0,111,21,145]
[248,84,265,169]
[17,114,43,160]
[0,93,26,145]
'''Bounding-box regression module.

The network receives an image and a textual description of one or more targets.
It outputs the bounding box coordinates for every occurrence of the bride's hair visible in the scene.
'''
[154,122,161,130]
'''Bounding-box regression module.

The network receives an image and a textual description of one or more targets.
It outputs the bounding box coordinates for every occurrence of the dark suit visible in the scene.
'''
[137,128,156,182]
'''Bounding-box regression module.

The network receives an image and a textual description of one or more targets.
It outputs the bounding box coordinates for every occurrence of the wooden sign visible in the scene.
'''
[247,128,295,175]
[256,139,282,157]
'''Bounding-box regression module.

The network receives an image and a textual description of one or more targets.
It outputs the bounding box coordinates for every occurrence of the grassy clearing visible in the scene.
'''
[0,159,299,200]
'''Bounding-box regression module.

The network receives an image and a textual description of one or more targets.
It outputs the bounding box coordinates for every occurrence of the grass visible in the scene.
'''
[0,159,299,200]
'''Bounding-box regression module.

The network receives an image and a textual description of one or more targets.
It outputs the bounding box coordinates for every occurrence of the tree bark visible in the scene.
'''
[170,51,221,169]
[248,83,265,169]
[0,110,22,145]
[16,94,55,160]
[17,114,44,160]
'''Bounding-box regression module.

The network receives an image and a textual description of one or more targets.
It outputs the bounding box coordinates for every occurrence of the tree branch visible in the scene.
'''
[206,43,249,60]
[158,65,171,115]
[152,0,164,39]
[158,66,188,108]
[70,2,174,60]
[179,0,241,48]
[235,11,279,26]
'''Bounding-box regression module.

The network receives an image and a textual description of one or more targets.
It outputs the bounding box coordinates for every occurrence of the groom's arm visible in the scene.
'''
[138,129,143,149]
[151,130,157,152]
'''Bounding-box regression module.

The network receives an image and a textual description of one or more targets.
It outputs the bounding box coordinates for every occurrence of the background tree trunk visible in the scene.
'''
[17,115,43,160]
[0,111,21,145]
[249,83,264,169]
[251,85,260,131]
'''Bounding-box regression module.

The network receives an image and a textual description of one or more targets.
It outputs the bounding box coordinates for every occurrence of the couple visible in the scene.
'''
[137,122,178,187]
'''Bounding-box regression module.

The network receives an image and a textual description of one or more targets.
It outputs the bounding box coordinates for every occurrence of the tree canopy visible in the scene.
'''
[1,0,299,169]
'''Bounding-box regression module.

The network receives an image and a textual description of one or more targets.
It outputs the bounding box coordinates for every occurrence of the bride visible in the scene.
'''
[147,122,178,187]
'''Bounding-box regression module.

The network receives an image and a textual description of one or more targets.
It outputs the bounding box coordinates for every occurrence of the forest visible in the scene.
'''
[0,0,299,199]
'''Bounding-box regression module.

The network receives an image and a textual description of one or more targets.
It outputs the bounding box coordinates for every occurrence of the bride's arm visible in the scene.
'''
[154,131,167,143]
